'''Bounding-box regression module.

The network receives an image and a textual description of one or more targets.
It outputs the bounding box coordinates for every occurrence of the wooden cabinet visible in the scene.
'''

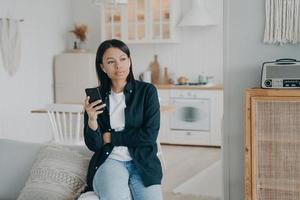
[54,53,98,104]
[100,0,181,43]
[245,89,300,200]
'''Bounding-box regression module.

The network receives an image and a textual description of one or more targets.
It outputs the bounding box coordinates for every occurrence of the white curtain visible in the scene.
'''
[264,0,300,44]
[0,18,21,76]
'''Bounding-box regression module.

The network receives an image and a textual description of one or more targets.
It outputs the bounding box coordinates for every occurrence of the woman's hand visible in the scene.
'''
[103,132,111,144]
[84,96,106,130]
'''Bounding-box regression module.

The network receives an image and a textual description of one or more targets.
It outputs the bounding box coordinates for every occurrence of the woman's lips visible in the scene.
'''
[115,71,125,75]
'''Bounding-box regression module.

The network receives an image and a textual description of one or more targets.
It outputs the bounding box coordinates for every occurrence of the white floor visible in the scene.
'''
[173,160,222,200]
[161,145,222,200]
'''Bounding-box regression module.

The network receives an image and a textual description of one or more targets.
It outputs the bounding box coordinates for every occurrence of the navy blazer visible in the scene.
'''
[83,80,162,191]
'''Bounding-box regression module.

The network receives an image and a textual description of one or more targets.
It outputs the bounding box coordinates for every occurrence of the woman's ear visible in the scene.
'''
[100,64,106,73]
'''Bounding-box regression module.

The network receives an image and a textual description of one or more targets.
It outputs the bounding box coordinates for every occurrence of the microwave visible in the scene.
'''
[261,58,300,88]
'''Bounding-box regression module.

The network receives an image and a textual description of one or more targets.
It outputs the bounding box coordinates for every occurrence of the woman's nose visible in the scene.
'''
[115,61,120,69]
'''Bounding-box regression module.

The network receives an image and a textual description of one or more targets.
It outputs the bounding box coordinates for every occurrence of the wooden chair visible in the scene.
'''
[45,104,84,145]
[45,103,167,169]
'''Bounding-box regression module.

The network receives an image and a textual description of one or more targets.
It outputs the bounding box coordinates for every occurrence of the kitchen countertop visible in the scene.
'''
[155,83,223,90]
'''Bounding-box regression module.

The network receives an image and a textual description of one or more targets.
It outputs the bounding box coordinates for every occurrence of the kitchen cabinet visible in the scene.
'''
[245,89,300,200]
[157,86,223,146]
[54,53,98,104]
[157,89,170,143]
[100,0,181,43]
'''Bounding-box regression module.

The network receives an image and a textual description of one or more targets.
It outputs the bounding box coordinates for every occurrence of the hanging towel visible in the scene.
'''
[0,18,21,76]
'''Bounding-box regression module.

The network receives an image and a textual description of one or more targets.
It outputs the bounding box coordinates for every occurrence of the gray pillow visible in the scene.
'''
[17,144,90,200]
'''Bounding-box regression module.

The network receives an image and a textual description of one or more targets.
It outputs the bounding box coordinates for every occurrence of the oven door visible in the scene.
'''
[170,98,210,131]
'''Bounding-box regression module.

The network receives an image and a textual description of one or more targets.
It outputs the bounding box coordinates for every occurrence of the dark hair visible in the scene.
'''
[95,39,134,92]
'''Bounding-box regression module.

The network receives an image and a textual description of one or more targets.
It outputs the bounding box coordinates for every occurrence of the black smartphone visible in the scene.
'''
[85,87,102,104]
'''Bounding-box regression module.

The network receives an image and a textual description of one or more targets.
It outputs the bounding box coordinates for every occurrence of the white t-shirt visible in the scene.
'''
[108,90,132,161]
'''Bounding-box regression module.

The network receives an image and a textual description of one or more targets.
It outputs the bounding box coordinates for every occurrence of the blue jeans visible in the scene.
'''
[92,158,163,200]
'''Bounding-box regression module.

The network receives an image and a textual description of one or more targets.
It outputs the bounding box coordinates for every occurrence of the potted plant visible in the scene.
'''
[70,24,88,52]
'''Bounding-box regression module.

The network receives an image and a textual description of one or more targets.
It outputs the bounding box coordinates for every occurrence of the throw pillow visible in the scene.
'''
[17,144,90,200]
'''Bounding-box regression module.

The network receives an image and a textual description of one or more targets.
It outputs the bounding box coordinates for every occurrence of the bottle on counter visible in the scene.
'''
[199,71,207,84]
[149,55,160,84]
[168,72,177,84]
[163,67,169,84]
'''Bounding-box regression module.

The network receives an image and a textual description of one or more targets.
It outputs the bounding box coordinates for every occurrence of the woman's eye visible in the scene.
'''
[120,57,127,62]
[107,60,114,64]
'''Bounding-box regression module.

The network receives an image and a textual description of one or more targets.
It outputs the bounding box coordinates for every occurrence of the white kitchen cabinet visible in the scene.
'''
[157,89,170,142]
[54,53,98,104]
[100,0,181,43]
[158,87,223,146]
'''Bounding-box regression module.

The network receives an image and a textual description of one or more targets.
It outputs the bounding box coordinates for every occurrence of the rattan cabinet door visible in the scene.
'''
[251,97,300,200]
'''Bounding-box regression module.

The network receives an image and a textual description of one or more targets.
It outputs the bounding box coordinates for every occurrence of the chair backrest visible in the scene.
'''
[45,104,84,145]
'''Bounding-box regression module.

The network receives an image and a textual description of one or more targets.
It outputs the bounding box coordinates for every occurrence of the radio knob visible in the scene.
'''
[265,80,272,87]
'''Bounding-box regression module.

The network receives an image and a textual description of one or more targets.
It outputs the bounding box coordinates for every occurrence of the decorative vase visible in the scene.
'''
[71,41,87,53]
[78,41,87,50]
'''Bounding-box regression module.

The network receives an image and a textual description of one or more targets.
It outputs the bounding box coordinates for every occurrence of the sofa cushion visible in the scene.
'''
[17,144,90,200]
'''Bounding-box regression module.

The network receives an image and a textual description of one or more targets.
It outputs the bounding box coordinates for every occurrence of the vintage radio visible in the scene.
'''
[261,58,300,88]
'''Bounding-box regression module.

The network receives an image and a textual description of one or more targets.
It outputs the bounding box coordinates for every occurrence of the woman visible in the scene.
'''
[83,39,163,200]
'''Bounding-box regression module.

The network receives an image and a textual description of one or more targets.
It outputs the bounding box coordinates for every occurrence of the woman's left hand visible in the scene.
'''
[103,132,111,144]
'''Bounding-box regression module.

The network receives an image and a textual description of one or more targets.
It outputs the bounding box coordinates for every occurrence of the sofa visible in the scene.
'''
[0,139,93,200]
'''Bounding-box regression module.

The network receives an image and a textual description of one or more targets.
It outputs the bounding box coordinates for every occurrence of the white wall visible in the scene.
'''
[223,0,300,199]
[0,0,73,142]
[71,0,223,84]
[71,0,102,52]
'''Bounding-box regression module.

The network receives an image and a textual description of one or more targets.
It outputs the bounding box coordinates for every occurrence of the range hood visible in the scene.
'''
[178,0,215,27]
[93,0,128,6]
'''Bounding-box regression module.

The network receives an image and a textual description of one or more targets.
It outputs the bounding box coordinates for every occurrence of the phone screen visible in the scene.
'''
[85,87,102,104]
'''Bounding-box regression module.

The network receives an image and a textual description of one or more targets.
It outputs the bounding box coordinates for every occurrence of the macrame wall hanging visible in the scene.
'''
[264,0,300,45]
[0,18,22,76]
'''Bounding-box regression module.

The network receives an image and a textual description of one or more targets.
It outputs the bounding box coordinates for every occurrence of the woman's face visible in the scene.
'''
[100,47,131,83]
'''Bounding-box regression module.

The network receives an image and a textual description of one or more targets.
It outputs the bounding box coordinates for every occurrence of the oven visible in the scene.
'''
[168,89,213,145]
[170,90,211,131]
[170,97,210,131]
